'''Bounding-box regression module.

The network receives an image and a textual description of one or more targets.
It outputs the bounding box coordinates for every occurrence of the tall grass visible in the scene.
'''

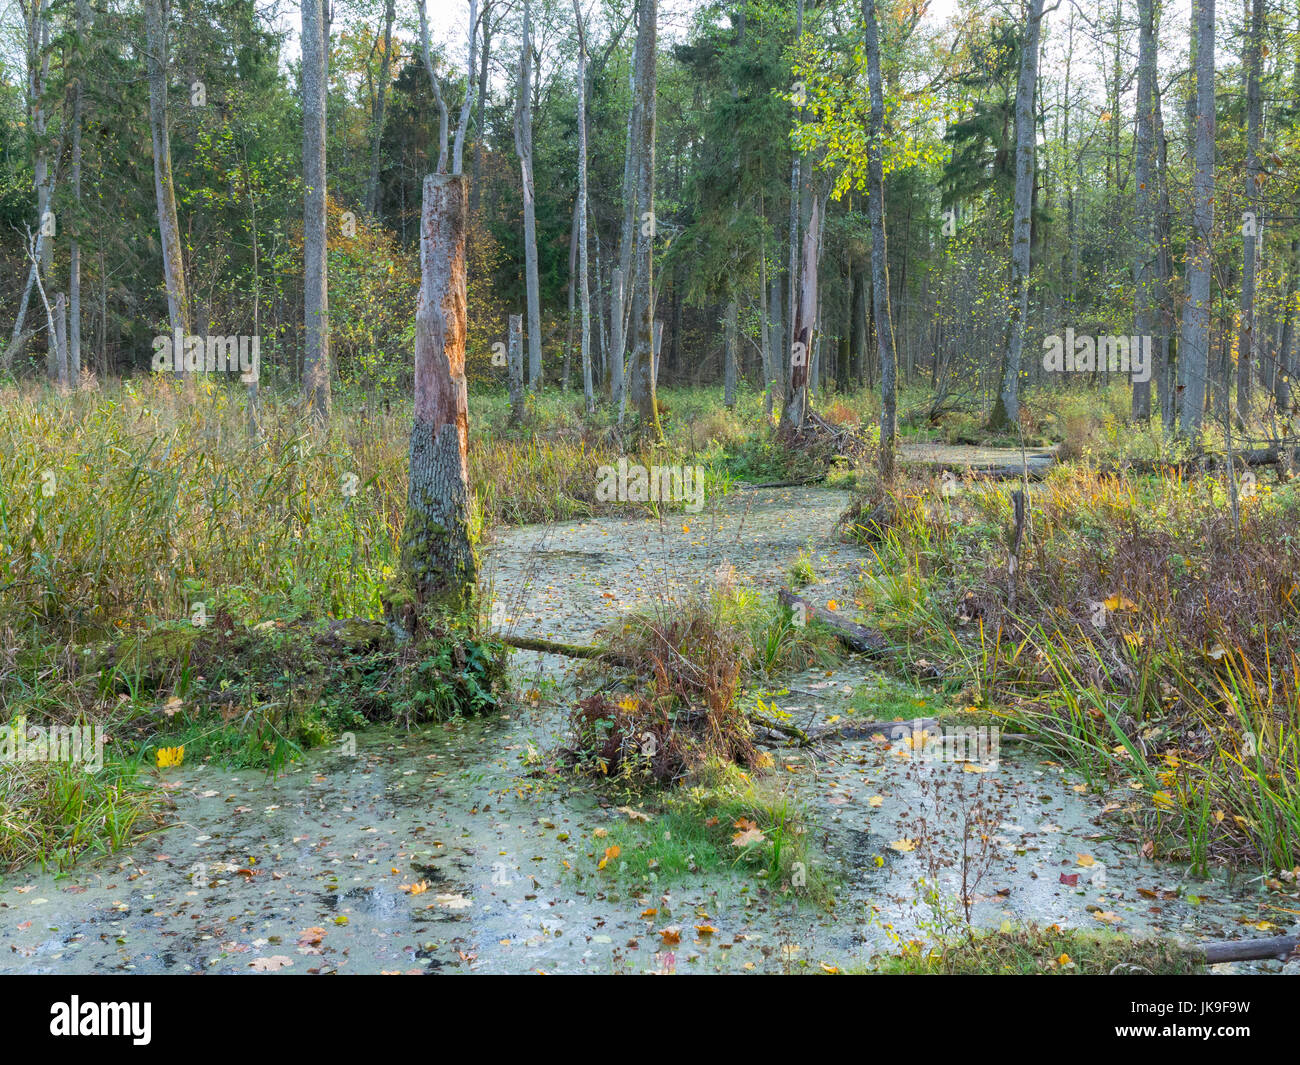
[846,459,1300,870]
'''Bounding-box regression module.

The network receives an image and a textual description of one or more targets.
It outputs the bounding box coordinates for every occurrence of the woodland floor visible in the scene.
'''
[0,464,1284,974]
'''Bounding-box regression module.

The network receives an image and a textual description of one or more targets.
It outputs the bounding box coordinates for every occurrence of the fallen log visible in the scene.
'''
[1198,934,1298,965]
[812,716,939,741]
[498,633,638,671]
[777,590,894,658]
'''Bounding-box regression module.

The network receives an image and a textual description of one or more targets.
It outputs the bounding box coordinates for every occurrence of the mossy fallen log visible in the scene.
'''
[776,590,894,658]
[1198,934,1298,964]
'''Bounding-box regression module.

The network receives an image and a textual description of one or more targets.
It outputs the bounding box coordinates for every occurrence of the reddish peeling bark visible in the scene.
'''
[397,173,477,620]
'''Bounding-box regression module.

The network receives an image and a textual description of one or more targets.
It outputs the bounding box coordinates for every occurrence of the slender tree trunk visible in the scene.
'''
[989,0,1045,429]
[398,173,477,617]
[1131,0,1158,421]
[144,0,190,377]
[508,312,525,424]
[863,0,897,478]
[782,198,819,429]
[4,0,52,373]
[574,0,594,413]
[471,5,492,214]
[785,0,805,406]
[514,0,543,390]
[418,0,450,173]
[1179,0,1216,436]
[453,0,480,175]
[610,267,625,401]
[1236,0,1263,424]
[759,224,773,418]
[364,0,396,217]
[69,0,88,381]
[1276,238,1298,412]
[54,292,68,387]
[1153,74,1176,428]
[626,0,662,440]
[724,299,738,409]
[565,197,578,391]
[611,35,639,407]
[302,0,331,421]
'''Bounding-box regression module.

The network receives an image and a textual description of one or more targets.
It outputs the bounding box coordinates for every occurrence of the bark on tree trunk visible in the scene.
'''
[514,0,543,391]
[508,312,525,424]
[724,298,738,409]
[69,0,87,382]
[1236,0,1263,424]
[626,0,662,441]
[782,197,819,430]
[1131,0,1158,421]
[1178,0,1215,436]
[864,0,897,479]
[611,35,640,407]
[302,0,331,422]
[398,173,478,619]
[418,0,450,173]
[989,0,1045,430]
[53,292,68,387]
[144,0,190,378]
[1277,238,1299,412]
[470,4,492,214]
[452,0,480,175]
[364,0,396,218]
[574,0,594,415]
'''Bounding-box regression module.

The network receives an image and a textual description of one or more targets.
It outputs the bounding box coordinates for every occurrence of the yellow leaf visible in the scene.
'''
[156,745,185,769]
[889,838,916,853]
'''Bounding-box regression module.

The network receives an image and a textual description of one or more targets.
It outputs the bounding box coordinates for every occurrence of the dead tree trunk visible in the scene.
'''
[397,174,478,620]
[302,0,331,420]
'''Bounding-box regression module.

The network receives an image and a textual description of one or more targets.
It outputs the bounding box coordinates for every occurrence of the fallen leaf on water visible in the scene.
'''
[889,838,917,853]
[249,955,293,971]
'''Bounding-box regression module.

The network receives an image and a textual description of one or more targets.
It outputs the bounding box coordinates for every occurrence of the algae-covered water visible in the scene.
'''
[0,488,1285,974]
